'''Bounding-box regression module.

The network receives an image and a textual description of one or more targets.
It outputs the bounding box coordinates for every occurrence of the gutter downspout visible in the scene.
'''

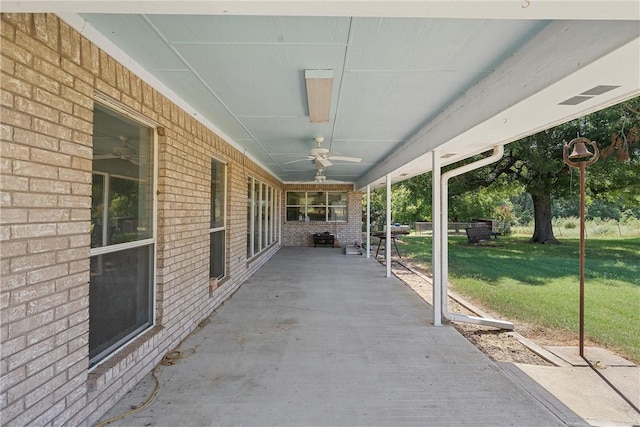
[440,146,514,330]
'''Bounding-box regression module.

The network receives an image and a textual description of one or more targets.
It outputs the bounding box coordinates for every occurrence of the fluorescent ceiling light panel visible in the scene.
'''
[305,69,334,123]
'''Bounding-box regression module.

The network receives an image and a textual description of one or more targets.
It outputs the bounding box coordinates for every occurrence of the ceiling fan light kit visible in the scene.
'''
[314,170,327,182]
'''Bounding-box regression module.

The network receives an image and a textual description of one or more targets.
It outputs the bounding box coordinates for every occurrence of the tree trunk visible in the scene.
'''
[529,192,559,244]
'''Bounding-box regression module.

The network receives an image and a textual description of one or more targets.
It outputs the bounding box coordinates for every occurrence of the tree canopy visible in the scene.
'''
[367,96,640,241]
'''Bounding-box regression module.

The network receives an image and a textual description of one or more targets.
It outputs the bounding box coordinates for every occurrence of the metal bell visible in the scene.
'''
[568,141,592,159]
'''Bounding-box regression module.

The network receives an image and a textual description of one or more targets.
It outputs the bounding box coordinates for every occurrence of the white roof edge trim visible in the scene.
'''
[56,12,283,184]
[355,21,640,190]
[354,85,640,193]
[2,1,639,20]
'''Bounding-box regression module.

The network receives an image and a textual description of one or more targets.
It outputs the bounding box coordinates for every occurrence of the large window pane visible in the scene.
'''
[91,174,105,248]
[109,176,151,244]
[306,207,325,221]
[329,207,347,221]
[210,159,226,279]
[211,159,225,229]
[90,103,154,367]
[253,181,260,254]
[328,192,347,222]
[287,192,305,205]
[247,178,253,258]
[287,207,302,221]
[210,230,225,279]
[247,178,278,258]
[286,191,306,221]
[261,183,268,247]
[285,191,347,222]
[328,192,347,204]
[92,105,153,248]
[89,245,152,366]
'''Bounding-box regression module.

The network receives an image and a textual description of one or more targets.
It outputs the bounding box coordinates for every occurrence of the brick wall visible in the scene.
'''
[0,13,283,426]
[281,184,363,247]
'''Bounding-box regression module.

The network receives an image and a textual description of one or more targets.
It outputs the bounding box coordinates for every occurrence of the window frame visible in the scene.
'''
[89,99,158,370]
[285,191,348,222]
[209,157,227,280]
[247,176,279,259]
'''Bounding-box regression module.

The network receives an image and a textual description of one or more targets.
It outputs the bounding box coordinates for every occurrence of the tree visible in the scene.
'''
[367,98,640,240]
[468,96,640,243]
[502,129,571,243]
[581,100,640,209]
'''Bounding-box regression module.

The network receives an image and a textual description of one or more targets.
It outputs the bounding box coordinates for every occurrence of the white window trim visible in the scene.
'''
[210,157,227,279]
[285,191,348,222]
[247,177,279,260]
[89,98,158,371]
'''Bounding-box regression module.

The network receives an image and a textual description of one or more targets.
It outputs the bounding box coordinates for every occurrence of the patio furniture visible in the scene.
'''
[465,226,498,244]
[313,232,335,247]
[372,232,401,258]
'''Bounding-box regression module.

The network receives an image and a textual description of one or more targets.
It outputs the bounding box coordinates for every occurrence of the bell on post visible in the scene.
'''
[568,141,592,159]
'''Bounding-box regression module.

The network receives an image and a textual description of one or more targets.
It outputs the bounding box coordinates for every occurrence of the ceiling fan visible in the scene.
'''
[286,137,361,168]
[93,136,140,165]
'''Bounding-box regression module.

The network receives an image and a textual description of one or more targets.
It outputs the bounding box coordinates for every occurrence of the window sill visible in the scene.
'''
[87,325,163,392]
[209,276,227,293]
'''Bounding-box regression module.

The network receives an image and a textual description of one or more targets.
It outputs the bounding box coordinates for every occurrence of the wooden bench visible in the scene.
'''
[465,227,495,244]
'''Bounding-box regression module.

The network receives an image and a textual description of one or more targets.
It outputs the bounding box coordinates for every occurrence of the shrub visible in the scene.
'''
[493,204,516,236]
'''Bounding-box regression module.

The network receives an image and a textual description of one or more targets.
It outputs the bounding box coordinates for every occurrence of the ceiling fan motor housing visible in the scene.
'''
[310,147,329,156]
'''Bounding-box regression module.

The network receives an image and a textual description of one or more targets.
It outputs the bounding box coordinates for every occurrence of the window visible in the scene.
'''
[90,103,155,367]
[286,191,347,222]
[210,159,226,279]
[247,177,279,258]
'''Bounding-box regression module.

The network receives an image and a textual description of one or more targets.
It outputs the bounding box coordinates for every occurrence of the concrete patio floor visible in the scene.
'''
[98,247,586,426]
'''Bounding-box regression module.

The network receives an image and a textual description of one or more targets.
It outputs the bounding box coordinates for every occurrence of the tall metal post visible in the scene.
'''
[578,161,586,357]
[563,137,599,358]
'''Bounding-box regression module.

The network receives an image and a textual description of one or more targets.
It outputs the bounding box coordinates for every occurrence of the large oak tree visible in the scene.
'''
[380,97,640,243]
[459,97,640,243]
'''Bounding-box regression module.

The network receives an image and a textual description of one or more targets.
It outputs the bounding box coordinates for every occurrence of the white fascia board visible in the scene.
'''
[356,20,640,190]
[2,1,639,20]
[56,12,283,184]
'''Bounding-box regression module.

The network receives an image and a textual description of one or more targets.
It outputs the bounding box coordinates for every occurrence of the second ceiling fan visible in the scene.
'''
[286,137,361,168]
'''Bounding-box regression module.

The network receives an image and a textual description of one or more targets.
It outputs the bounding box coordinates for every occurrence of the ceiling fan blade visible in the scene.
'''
[284,157,313,164]
[326,155,361,163]
[124,156,140,165]
[316,157,332,168]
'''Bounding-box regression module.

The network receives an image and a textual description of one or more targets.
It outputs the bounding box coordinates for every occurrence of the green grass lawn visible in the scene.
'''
[396,234,640,363]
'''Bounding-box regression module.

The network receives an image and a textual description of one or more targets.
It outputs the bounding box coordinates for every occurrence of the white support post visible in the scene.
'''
[366,185,371,259]
[386,174,392,278]
[440,146,513,330]
[431,150,442,326]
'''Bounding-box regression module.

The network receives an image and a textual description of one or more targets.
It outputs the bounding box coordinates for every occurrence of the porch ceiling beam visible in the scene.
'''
[355,19,640,190]
[1,0,638,21]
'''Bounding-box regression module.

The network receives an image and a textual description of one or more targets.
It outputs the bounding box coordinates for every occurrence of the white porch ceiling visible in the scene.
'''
[4,1,639,189]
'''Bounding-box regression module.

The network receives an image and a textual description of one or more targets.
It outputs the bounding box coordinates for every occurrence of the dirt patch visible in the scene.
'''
[388,259,592,366]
